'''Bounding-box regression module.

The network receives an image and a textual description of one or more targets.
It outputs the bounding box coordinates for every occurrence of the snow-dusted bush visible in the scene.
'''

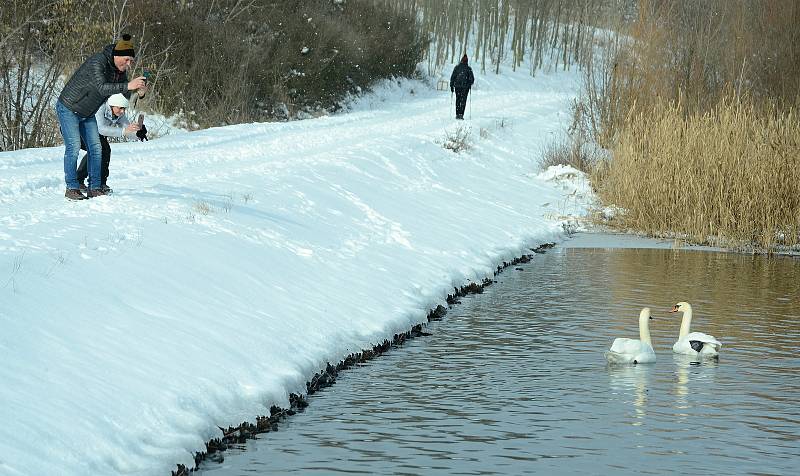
[131,0,427,127]
[441,126,473,153]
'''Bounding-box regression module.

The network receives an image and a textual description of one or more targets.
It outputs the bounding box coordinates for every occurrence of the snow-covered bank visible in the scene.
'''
[0,66,592,475]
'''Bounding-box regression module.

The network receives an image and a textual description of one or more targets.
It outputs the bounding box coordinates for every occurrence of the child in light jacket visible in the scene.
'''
[77,93,141,193]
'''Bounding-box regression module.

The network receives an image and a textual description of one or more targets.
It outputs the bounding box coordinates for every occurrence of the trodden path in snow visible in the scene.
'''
[0,72,576,256]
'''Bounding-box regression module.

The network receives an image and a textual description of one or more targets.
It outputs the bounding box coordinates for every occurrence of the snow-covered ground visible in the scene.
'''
[0,65,593,475]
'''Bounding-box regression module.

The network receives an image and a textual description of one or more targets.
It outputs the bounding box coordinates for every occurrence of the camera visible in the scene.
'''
[142,69,151,82]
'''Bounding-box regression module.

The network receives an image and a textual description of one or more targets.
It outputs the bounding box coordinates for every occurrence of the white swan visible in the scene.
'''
[670,302,721,358]
[605,308,656,364]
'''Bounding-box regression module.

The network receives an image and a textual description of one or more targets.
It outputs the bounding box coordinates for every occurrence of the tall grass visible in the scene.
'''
[572,1,800,251]
[583,0,800,146]
[596,96,800,250]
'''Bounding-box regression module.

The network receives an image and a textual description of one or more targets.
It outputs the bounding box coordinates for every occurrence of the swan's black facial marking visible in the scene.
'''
[689,340,704,352]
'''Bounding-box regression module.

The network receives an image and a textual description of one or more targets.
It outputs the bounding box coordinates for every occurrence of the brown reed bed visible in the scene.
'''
[593,96,800,252]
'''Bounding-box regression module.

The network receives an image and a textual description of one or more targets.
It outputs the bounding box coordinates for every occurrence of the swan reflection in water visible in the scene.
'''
[672,354,719,415]
[607,363,652,426]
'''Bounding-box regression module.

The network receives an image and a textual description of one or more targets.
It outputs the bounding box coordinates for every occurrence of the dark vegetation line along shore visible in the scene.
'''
[171,242,556,475]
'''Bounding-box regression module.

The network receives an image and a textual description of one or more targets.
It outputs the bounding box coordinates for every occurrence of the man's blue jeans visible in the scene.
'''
[56,100,102,190]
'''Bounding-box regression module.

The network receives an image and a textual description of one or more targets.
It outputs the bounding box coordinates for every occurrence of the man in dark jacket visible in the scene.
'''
[56,34,147,200]
[449,54,475,120]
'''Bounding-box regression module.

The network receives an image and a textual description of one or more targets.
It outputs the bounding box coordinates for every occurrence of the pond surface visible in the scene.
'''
[199,235,800,475]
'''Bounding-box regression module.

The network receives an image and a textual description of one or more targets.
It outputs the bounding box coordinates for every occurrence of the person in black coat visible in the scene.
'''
[449,54,475,120]
[56,34,147,200]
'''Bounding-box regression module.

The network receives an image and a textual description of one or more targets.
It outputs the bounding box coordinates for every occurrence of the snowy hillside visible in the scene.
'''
[0,66,592,475]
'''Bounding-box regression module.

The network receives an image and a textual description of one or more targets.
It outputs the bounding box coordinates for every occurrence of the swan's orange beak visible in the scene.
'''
[669,305,679,313]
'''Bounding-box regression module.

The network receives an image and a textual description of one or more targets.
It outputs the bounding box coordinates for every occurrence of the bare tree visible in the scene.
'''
[402,0,610,76]
[1,0,110,150]
[1,1,65,150]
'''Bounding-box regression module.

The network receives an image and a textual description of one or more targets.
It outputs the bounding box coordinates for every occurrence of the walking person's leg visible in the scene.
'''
[455,88,468,119]
[56,101,84,196]
[79,118,103,193]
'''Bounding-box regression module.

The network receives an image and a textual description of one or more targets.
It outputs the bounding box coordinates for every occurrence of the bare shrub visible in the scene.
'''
[128,0,426,127]
[539,136,594,173]
[442,126,473,153]
[494,117,510,129]
[193,201,212,216]
[539,100,603,173]
[583,0,800,143]
[0,0,110,150]
[2,0,429,150]
[221,194,233,213]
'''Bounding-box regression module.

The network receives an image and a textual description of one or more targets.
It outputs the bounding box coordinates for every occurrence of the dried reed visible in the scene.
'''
[596,96,800,251]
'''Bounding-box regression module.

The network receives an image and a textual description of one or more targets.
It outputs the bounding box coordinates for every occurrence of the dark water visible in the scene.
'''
[199,238,800,475]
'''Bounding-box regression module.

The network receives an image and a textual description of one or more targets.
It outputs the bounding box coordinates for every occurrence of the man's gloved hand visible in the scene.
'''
[136,124,148,141]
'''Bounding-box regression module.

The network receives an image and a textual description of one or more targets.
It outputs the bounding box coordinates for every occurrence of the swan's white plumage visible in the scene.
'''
[607,338,656,364]
[670,302,721,357]
[605,308,656,364]
[673,332,721,355]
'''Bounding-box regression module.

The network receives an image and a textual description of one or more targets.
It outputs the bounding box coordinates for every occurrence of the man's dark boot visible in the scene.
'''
[65,189,87,200]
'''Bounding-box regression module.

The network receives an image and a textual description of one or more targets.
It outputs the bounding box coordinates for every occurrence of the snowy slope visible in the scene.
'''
[0,66,591,475]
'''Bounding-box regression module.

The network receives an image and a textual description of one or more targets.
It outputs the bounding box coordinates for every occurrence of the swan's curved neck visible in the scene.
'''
[639,313,652,345]
[678,306,693,339]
